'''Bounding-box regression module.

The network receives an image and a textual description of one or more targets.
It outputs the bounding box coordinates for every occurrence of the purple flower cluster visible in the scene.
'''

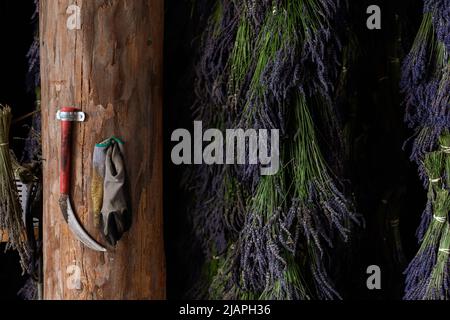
[416,198,433,242]
[194,0,239,126]
[245,0,275,28]
[402,1,450,171]
[234,210,286,293]
[294,178,360,256]
[309,249,342,300]
[403,144,450,299]
[26,0,40,92]
[229,206,308,299]
[424,0,450,52]
[404,246,438,299]
[404,228,450,300]
[22,0,42,163]
[301,28,341,102]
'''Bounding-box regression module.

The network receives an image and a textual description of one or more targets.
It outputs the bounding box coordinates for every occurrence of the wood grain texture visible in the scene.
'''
[40,0,165,300]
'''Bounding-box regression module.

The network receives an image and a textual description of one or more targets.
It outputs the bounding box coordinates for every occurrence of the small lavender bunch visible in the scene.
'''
[290,95,359,252]
[424,224,450,299]
[194,0,239,126]
[189,0,241,260]
[401,1,450,179]
[415,139,446,242]
[404,186,449,299]
[229,0,347,189]
[236,0,343,132]
[422,134,450,299]
[402,0,450,300]
[26,0,40,92]
[424,0,450,52]
[212,172,310,300]
[404,150,449,299]
[0,106,31,274]
[23,0,42,165]
[288,94,360,299]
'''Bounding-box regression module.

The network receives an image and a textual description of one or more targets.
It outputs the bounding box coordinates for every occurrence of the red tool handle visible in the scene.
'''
[60,107,79,195]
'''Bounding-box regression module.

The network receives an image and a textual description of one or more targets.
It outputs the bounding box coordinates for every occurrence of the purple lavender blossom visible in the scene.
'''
[416,198,433,242]
[26,0,40,92]
[424,0,450,52]
[402,1,450,181]
[404,245,437,299]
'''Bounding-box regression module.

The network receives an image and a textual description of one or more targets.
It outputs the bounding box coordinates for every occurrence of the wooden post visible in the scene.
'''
[40,0,165,299]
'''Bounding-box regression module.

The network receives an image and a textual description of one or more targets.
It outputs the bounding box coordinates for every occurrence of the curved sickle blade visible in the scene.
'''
[59,195,106,252]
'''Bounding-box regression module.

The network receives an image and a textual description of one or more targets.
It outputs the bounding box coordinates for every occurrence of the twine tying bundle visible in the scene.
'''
[405,134,450,300]
[433,215,447,223]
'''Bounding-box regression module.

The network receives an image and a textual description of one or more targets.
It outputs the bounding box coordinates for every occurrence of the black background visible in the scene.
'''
[0,0,426,300]
[0,0,36,300]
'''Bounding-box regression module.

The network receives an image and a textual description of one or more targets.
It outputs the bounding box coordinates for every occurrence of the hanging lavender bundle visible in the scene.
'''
[401,0,450,179]
[0,106,31,274]
[287,94,360,299]
[402,0,450,299]
[216,172,311,300]
[26,0,40,92]
[22,0,42,164]
[404,138,450,300]
[187,1,240,262]
[189,0,359,300]
[194,0,239,126]
[426,0,450,53]
[404,151,446,298]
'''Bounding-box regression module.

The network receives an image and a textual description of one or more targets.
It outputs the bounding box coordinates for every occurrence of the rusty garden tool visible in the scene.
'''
[57,107,106,252]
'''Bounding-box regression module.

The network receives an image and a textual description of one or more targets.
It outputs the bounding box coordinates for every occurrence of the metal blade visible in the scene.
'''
[59,195,107,252]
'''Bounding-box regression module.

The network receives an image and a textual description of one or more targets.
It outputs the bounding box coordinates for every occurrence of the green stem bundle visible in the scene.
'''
[404,134,450,299]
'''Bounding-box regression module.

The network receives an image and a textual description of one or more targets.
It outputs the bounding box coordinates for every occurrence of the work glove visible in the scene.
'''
[91,137,129,246]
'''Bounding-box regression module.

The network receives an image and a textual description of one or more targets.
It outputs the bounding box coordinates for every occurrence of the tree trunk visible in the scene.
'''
[40,0,165,300]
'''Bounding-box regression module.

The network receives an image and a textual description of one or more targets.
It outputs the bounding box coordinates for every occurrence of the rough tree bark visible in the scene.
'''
[40,0,165,299]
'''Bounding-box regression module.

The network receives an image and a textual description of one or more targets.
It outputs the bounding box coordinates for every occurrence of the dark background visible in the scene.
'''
[0,0,425,300]
[0,0,36,300]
